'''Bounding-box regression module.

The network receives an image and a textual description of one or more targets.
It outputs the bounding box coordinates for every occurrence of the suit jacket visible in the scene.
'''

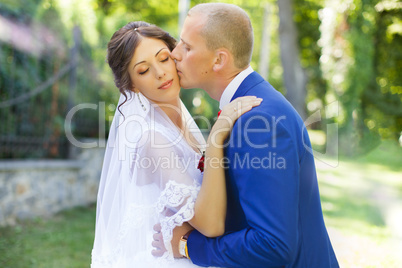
[187,72,339,267]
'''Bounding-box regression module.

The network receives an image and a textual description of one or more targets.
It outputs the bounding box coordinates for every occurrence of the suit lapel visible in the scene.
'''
[230,71,265,101]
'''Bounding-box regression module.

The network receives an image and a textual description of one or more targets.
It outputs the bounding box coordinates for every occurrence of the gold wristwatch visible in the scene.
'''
[179,230,193,259]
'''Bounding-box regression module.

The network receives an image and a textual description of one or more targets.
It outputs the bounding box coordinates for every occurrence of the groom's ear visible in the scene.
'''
[212,49,230,72]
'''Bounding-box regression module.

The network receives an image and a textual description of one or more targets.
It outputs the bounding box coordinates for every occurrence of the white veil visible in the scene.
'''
[91,92,206,268]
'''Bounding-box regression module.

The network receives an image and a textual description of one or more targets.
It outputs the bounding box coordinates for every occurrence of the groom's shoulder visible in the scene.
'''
[245,73,286,101]
[241,71,302,121]
[247,87,297,118]
[241,90,304,138]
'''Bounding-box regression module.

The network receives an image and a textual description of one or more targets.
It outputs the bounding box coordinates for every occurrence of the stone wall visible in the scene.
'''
[0,144,105,226]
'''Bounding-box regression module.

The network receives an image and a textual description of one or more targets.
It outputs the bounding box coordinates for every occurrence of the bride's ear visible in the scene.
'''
[212,49,230,72]
[130,86,139,93]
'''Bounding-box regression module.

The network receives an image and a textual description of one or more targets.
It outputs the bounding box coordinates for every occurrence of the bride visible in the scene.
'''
[91,21,262,267]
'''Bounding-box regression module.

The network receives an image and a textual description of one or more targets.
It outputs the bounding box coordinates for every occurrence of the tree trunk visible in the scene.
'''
[259,3,271,80]
[277,0,307,120]
[49,59,60,157]
[67,26,81,159]
[178,0,190,34]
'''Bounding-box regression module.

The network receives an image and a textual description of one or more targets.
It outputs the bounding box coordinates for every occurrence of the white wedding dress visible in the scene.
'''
[91,92,206,268]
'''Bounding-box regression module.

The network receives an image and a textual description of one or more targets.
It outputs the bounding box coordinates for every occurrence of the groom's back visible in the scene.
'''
[222,72,338,267]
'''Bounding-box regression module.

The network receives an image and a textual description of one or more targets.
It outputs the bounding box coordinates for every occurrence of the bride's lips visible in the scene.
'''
[158,79,173,89]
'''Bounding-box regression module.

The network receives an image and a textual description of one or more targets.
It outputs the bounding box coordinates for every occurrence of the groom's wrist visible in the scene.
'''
[179,230,193,259]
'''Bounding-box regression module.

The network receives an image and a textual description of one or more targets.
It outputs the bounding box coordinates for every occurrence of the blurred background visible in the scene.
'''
[0,0,401,267]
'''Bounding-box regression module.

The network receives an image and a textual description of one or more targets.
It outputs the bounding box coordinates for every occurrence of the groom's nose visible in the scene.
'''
[171,43,181,61]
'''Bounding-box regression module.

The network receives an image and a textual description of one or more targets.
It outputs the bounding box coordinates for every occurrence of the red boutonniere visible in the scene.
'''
[197,151,205,173]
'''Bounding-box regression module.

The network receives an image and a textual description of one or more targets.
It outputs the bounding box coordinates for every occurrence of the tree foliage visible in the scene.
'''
[0,0,400,159]
[317,0,401,155]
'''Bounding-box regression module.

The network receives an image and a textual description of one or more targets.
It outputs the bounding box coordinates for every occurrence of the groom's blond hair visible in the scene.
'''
[189,3,253,69]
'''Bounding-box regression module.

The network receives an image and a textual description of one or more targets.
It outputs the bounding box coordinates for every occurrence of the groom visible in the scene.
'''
[154,3,339,267]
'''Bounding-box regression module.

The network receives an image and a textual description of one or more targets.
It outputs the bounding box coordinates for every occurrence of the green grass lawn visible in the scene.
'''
[309,131,402,267]
[0,205,96,268]
[1,133,401,267]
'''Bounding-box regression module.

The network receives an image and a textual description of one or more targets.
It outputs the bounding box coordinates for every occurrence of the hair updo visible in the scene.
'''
[106,21,177,112]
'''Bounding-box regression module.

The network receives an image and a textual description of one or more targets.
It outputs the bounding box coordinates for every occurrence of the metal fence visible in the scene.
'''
[0,25,102,159]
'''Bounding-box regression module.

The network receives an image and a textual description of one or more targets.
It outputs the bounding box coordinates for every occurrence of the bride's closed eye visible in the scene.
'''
[139,68,149,75]
[138,58,168,75]
[137,51,170,75]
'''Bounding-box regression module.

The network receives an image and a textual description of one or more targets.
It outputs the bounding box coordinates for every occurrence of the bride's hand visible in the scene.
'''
[151,222,194,258]
[209,96,263,145]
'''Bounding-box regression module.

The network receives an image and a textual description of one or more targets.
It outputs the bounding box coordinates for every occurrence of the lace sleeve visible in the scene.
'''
[133,130,201,260]
[157,181,200,260]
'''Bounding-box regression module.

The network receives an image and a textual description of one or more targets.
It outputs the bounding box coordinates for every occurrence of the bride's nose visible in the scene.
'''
[155,66,166,79]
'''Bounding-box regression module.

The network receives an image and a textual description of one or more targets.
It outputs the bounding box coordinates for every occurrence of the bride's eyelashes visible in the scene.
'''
[138,57,170,75]
[139,69,149,75]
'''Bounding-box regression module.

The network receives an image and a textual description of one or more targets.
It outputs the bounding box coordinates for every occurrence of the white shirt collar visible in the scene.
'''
[219,66,254,110]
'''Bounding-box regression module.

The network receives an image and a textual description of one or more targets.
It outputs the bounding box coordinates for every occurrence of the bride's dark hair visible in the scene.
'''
[107,21,177,114]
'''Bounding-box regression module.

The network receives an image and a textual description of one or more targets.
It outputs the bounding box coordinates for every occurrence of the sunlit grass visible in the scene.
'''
[0,205,96,268]
[310,130,402,267]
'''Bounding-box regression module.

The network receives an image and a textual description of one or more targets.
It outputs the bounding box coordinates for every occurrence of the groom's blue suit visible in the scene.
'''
[187,72,339,267]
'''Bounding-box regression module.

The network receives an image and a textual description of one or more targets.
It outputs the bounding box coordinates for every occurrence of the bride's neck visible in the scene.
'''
[158,98,183,128]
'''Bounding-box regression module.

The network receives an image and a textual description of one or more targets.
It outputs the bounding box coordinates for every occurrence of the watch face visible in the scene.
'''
[179,239,187,256]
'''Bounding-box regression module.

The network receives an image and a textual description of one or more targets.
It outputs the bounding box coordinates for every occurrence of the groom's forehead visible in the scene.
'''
[181,20,205,44]
[183,14,206,33]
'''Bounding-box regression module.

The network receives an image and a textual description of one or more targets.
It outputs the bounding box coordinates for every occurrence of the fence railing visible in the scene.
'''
[0,23,102,159]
